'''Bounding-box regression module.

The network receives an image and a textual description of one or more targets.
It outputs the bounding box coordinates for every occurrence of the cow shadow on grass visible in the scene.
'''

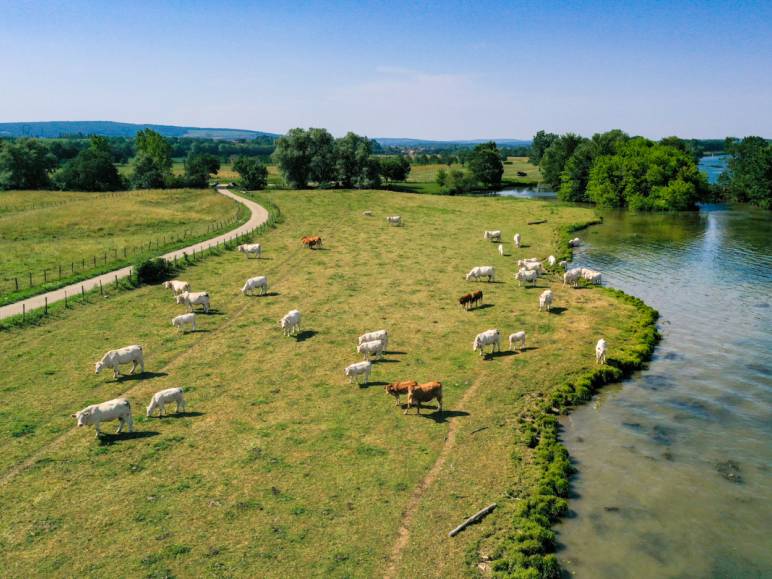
[384,350,407,355]
[244,291,280,298]
[484,351,517,360]
[186,329,210,334]
[548,307,568,315]
[405,408,470,424]
[294,330,317,342]
[116,371,168,383]
[372,358,400,364]
[518,346,539,353]
[156,411,205,419]
[98,430,159,446]
[358,381,389,389]
[471,304,494,311]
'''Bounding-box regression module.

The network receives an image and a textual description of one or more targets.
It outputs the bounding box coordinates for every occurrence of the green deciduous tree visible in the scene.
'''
[132,129,172,189]
[540,133,585,190]
[272,128,336,188]
[0,139,57,190]
[53,136,123,191]
[233,156,268,190]
[719,136,772,209]
[379,156,411,183]
[184,152,220,187]
[335,132,379,188]
[529,130,559,164]
[467,142,503,188]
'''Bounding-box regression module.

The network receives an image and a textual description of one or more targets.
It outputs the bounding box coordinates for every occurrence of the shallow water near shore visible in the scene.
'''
[556,205,772,577]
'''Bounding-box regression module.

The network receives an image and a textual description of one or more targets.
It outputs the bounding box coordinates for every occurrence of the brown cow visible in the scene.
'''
[471,289,483,308]
[301,236,323,249]
[458,293,473,310]
[405,381,443,415]
[385,380,418,406]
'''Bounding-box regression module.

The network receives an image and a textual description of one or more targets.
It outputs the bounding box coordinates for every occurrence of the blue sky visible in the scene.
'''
[1,0,770,139]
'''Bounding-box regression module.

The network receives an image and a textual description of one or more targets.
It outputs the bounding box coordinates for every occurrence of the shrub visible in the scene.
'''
[134,258,174,285]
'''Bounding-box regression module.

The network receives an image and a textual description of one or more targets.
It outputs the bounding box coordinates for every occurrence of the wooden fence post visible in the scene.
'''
[64,291,68,308]
[14,277,18,291]
[59,264,62,279]
[45,297,48,314]
[100,280,103,295]
[81,285,85,299]
[22,303,25,321]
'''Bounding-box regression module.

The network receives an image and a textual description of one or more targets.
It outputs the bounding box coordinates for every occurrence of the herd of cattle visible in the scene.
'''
[71,213,609,436]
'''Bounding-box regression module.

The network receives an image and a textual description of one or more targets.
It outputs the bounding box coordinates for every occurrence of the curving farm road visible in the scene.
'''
[0,187,269,321]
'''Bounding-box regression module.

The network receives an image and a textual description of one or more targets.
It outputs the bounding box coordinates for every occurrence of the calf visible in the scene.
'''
[404,381,443,415]
[95,345,144,378]
[497,243,504,257]
[508,331,526,351]
[386,215,402,226]
[514,233,521,248]
[471,289,483,308]
[176,291,210,313]
[596,339,607,364]
[539,289,553,312]
[171,312,196,332]
[72,398,133,437]
[147,387,186,417]
[345,361,372,384]
[385,380,418,406]
[458,292,473,310]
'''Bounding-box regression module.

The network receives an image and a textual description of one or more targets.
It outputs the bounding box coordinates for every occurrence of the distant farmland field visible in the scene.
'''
[0,189,643,577]
[407,156,541,191]
[0,189,242,298]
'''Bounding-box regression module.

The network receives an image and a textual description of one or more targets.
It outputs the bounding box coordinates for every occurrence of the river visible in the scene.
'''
[550,156,772,577]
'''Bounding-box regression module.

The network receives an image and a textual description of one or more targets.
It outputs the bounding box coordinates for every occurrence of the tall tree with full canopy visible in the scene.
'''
[0,139,57,190]
[233,156,268,190]
[719,136,772,209]
[468,142,504,188]
[54,136,123,191]
[540,133,585,190]
[529,130,559,165]
[132,129,172,189]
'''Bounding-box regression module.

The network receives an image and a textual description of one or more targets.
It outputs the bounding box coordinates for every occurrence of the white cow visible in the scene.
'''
[596,339,607,364]
[547,255,556,267]
[357,339,385,360]
[563,268,582,288]
[95,345,144,378]
[465,266,496,282]
[237,243,262,258]
[344,361,372,384]
[176,291,210,313]
[72,398,133,437]
[473,329,501,357]
[581,268,602,285]
[508,331,527,351]
[241,275,268,295]
[569,237,581,247]
[559,260,569,270]
[514,233,521,248]
[497,243,504,257]
[363,210,373,216]
[147,387,186,417]
[515,268,538,286]
[171,312,196,332]
[522,261,544,274]
[483,230,501,242]
[386,215,402,226]
[163,280,190,295]
[280,309,301,336]
[517,258,541,267]
[539,289,553,312]
[358,330,388,349]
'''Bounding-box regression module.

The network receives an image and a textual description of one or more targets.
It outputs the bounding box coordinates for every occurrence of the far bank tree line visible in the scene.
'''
[530,130,771,210]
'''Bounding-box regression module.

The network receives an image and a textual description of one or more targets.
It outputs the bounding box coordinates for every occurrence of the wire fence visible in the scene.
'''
[0,208,246,297]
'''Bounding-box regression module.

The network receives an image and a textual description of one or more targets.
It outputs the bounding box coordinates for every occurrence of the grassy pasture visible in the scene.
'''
[407,157,541,189]
[0,189,240,297]
[0,190,638,577]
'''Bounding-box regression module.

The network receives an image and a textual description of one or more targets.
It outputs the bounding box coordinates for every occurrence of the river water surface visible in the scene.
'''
[556,205,772,577]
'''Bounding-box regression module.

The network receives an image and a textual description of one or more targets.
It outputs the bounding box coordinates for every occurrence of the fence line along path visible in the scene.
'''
[0,187,269,321]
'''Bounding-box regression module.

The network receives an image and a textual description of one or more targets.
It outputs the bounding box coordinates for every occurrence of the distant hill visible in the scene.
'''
[375,137,531,149]
[0,121,278,140]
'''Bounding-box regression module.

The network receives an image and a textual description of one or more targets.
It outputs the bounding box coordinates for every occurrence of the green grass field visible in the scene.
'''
[407,157,541,189]
[0,189,639,577]
[0,189,241,297]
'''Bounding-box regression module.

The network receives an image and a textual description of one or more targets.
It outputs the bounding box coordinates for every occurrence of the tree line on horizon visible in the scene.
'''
[530,130,771,210]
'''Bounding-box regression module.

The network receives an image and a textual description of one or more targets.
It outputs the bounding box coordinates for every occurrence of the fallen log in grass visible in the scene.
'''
[448,503,497,537]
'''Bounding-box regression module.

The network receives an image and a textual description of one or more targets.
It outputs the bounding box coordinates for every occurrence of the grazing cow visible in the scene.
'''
[465,266,495,282]
[345,361,373,384]
[517,258,541,267]
[596,339,607,364]
[514,233,521,248]
[569,237,581,247]
[508,331,526,351]
[163,280,190,295]
[280,309,302,336]
[176,291,210,313]
[147,387,186,417]
[483,230,501,242]
[497,243,504,257]
[460,291,483,310]
[563,268,583,288]
[386,215,402,226]
[581,268,602,285]
[515,268,538,286]
[363,210,373,216]
[357,339,385,360]
[237,243,262,258]
[522,261,544,274]
[171,312,196,333]
[358,330,388,349]
[548,255,556,267]
[95,345,144,378]
[385,380,418,406]
[473,329,501,357]
[241,275,268,296]
[539,289,553,312]
[459,293,473,310]
[404,381,443,415]
[301,235,323,249]
[72,398,133,437]
[471,289,483,308]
